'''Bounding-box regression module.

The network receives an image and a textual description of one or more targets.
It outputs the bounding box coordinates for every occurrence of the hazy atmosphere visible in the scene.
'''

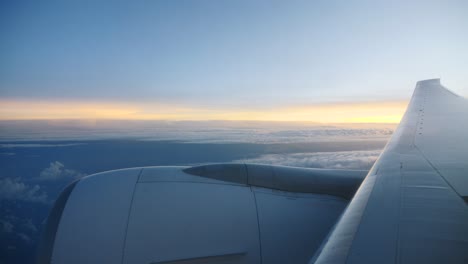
[1,1,468,263]
[1,0,467,121]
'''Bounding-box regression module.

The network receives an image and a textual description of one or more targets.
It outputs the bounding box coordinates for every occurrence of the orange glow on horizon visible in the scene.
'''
[0,99,408,123]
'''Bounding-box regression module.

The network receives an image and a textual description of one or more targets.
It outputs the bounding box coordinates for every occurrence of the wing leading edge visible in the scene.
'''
[312,79,468,263]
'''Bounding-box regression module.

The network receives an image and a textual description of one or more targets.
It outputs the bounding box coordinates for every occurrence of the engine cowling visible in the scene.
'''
[37,164,366,264]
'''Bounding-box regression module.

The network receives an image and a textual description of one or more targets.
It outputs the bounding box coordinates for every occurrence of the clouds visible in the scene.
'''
[0,161,84,204]
[0,120,395,143]
[0,161,84,258]
[17,233,32,243]
[0,215,37,244]
[0,143,84,148]
[0,178,47,203]
[38,161,84,181]
[237,150,381,170]
[1,220,13,233]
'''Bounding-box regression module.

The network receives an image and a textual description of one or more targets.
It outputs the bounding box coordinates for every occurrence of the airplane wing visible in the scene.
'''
[37,79,468,264]
[313,79,468,263]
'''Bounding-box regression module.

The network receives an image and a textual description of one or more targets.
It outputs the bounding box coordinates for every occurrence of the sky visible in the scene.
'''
[1,0,467,122]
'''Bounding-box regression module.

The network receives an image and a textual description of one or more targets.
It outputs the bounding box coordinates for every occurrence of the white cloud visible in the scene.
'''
[0,215,40,247]
[0,216,38,238]
[0,143,84,148]
[150,126,394,143]
[0,178,48,203]
[237,150,381,170]
[1,220,14,233]
[38,161,84,181]
[17,233,31,243]
[23,219,37,233]
[0,120,395,143]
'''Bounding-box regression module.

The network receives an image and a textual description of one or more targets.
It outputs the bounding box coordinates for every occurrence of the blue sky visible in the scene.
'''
[1,0,467,119]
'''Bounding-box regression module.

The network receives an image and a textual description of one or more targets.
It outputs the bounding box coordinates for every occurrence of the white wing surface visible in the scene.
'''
[313,79,468,263]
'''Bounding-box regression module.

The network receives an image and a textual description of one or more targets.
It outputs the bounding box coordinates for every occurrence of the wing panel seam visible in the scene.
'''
[245,164,263,264]
[120,168,143,264]
[414,145,463,198]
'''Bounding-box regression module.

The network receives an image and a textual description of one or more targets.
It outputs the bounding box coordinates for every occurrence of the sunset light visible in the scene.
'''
[0,99,407,123]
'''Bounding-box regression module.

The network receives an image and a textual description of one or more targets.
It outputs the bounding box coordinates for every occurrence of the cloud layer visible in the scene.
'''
[237,150,381,170]
[0,120,395,143]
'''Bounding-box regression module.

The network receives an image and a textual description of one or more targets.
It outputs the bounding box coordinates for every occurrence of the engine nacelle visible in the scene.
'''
[37,164,366,264]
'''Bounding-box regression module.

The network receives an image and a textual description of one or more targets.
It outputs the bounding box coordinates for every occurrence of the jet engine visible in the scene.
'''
[37,164,366,264]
